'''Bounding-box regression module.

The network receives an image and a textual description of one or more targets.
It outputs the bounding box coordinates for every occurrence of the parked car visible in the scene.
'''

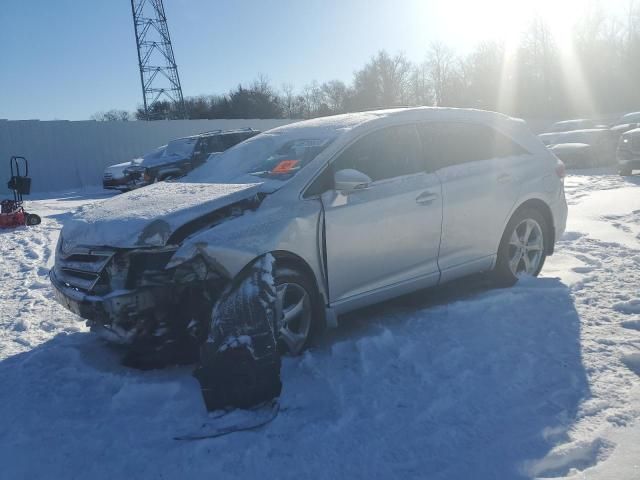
[549,143,595,168]
[102,146,165,191]
[103,129,259,192]
[609,112,640,140]
[548,119,598,132]
[615,112,640,125]
[539,128,616,167]
[616,127,640,175]
[51,108,567,364]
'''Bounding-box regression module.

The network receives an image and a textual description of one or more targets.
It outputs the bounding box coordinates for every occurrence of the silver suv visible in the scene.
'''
[51,108,568,363]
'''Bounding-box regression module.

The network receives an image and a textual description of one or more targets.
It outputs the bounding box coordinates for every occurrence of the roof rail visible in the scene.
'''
[196,128,258,136]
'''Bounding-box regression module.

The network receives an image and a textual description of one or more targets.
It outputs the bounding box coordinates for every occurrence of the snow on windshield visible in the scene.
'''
[164,138,197,158]
[181,113,382,184]
[140,146,167,166]
[185,132,336,184]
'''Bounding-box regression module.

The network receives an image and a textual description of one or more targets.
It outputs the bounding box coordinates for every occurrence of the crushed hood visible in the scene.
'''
[62,182,263,249]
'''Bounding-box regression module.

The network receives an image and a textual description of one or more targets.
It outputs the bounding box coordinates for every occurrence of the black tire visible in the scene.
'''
[493,208,549,287]
[619,167,633,176]
[273,266,325,355]
[197,258,283,410]
[25,214,41,226]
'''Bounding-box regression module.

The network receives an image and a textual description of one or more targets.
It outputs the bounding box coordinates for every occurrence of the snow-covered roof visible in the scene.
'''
[553,118,592,125]
[264,107,523,137]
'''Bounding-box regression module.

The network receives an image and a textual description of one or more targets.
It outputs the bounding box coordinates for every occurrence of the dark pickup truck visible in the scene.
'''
[103,129,260,191]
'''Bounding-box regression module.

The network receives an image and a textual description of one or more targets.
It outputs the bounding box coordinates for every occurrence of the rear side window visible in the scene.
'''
[332,124,424,182]
[418,122,528,171]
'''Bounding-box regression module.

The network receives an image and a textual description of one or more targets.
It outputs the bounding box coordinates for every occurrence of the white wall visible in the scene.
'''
[0,119,294,194]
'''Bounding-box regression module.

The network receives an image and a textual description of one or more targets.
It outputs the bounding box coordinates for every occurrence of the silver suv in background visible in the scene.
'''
[51,108,568,365]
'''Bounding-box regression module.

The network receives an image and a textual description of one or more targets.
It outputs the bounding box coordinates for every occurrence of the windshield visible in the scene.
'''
[163,137,198,158]
[184,132,336,184]
[139,146,166,165]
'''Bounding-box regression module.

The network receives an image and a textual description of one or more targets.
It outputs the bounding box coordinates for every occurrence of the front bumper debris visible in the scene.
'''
[50,267,168,343]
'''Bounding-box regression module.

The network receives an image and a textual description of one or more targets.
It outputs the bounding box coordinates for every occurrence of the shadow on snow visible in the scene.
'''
[0,275,588,480]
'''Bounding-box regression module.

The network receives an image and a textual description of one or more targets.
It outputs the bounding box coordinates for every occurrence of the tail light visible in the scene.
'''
[555,161,566,179]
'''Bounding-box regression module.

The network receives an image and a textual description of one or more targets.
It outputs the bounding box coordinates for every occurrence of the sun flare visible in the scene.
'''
[423,0,588,51]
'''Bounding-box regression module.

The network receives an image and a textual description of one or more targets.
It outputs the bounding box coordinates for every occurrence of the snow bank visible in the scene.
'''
[0,119,293,195]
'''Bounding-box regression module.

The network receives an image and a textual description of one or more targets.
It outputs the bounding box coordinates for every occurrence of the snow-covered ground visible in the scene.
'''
[1,173,639,479]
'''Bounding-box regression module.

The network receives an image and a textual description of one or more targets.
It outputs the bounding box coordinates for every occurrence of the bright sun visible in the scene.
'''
[429,0,587,51]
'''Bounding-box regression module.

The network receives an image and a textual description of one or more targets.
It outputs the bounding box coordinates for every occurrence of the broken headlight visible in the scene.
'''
[125,249,177,288]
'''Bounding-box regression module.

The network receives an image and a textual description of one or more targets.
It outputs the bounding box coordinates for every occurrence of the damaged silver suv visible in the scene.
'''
[51,108,567,364]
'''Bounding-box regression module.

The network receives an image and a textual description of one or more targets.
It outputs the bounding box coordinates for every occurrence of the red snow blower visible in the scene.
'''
[0,156,41,229]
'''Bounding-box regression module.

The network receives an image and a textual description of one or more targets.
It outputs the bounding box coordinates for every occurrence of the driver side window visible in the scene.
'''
[331,124,424,182]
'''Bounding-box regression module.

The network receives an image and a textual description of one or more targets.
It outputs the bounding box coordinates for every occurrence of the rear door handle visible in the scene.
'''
[416,191,438,205]
[497,173,511,184]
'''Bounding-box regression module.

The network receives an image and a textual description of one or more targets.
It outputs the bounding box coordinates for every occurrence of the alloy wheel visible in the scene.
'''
[274,282,312,355]
[508,218,544,276]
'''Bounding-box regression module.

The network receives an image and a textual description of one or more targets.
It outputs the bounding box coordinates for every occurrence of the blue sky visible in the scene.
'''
[0,0,629,120]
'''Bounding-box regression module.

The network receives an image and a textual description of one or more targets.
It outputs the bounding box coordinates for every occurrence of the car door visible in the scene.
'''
[321,124,443,307]
[418,122,528,280]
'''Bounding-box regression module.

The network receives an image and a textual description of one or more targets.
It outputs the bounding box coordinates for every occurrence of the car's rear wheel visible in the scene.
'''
[274,267,322,356]
[493,208,548,286]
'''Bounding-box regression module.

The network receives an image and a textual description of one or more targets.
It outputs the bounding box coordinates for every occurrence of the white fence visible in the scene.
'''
[0,119,294,194]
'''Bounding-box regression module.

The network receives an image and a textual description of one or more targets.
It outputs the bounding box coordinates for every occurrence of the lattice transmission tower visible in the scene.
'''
[131,0,187,119]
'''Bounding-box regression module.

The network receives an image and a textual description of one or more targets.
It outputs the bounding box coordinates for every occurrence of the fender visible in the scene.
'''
[166,197,331,308]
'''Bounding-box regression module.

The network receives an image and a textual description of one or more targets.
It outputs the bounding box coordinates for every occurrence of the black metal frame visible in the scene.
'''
[130,0,187,120]
[8,156,30,204]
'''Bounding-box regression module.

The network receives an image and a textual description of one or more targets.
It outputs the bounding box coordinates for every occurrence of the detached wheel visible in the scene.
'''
[274,267,323,356]
[493,209,548,286]
[25,214,41,226]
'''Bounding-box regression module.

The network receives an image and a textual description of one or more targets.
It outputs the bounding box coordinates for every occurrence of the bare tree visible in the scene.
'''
[281,83,296,118]
[321,80,348,113]
[425,43,457,106]
[91,110,131,121]
[409,63,432,106]
[351,50,412,109]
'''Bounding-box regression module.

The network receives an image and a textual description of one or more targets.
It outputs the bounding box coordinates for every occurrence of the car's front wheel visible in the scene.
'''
[493,208,548,286]
[273,267,323,355]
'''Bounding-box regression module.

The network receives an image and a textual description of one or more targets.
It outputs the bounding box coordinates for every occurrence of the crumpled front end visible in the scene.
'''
[50,238,225,349]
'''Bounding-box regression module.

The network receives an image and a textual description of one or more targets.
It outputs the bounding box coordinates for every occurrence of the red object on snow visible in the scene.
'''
[0,204,26,228]
[1,156,41,229]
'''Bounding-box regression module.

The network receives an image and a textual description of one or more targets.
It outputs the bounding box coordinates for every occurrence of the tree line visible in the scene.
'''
[93,7,640,122]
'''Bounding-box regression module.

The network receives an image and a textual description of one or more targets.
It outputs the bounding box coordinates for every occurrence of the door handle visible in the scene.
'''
[497,173,511,184]
[416,191,438,205]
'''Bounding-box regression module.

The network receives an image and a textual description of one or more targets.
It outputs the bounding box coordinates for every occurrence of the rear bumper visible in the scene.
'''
[549,188,568,247]
[617,158,640,169]
[616,148,640,166]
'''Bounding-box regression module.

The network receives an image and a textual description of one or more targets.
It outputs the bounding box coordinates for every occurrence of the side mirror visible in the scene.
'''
[334,169,371,192]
